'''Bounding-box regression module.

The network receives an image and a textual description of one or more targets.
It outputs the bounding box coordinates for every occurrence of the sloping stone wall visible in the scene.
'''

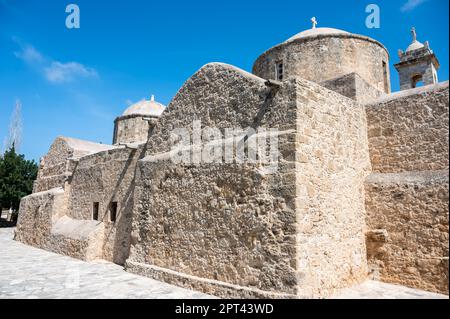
[126,63,371,298]
[126,63,300,298]
[33,137,117,193]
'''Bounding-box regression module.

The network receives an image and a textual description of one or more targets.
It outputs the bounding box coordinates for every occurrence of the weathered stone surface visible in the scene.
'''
[124,63,370,298]
[363,82,449,295]
[365,82,449,173]
[14,187,105,261]
[113,115,158,145]
[320,72,385,103]
[2,228,213,299]
[294,78,371,297]
[127,63,301,298]
[365,170,449,294]
[253,33,390,93]
[17,140,142,264]
[13,26,449,298]
[395,42,439,91]
[66,147,143,264]
[15,188,65,247]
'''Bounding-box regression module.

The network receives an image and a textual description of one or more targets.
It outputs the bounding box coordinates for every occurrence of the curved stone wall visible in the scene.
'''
[253,34,390,93]
[113,114,158,145]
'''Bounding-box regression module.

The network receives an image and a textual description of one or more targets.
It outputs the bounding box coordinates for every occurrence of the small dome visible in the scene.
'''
[406,40,424,52]
[122,95,165,117]
[285,27,349,43]
[405,27,425,52]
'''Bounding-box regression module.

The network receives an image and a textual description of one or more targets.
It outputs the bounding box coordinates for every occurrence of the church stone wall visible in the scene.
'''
[125,63,370,298]
[15,187,105,261]
[40,137,77,168]
[253,34,390,93]
[113,115,157,145]
[33,174,69,194]
[15,188,65,248]
[366,82,449,173]
[33,138,76,193]
[12,28,448,298]
[126,63,301,298]
[16,138,140,264]
[33,137,118,193]
[320,72,385,104]
[295,79,371,297]
[365,170,449,294]
[364,82,449,295]
[66,147,144,264]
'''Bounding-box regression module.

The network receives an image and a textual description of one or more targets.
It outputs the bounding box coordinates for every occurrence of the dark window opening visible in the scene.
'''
[109,202,118,222]
[275,62,283,81]
[382,61,389,93]
[411,74,423,88]
[92,202,99,221]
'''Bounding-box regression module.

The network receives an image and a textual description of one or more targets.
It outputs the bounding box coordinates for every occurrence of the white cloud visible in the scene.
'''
[45,61,98,83]
[401,0,429,12]
[13,38,98,84]
[14,45,44,64]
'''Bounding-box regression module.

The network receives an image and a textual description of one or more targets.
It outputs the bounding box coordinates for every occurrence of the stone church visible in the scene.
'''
[15,22,449,298]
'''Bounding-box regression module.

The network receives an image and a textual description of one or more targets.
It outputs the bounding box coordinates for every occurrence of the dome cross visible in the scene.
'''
[411,27,417,42]
[311,17,317,29]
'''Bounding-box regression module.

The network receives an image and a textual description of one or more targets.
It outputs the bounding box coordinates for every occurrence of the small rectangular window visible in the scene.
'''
[382,61,389,93]
[92,202,99,221]
[109,202,118,222]
[275,61,283,81]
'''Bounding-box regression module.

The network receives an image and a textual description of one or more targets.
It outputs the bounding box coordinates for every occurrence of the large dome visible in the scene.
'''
[285,27,349,43]
[122,95,165,117]
[252,21,390,93]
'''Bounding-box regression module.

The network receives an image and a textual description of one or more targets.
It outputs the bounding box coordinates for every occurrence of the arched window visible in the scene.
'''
[411,74,423,88]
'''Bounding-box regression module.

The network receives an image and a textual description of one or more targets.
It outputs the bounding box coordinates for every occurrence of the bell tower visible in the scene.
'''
[395,27,440,91]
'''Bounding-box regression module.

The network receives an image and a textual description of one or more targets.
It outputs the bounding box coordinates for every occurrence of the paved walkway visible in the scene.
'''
[0,228,447,299]
[0,228,211,299]
[332,280,447,299]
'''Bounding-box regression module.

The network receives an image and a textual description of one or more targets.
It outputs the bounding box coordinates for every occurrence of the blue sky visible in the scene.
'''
[0,0,448,161]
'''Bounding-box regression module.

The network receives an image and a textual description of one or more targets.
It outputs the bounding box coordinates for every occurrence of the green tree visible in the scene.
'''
[0,146,38,210]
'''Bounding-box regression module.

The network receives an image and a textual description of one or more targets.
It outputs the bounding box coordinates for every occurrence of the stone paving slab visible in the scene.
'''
[331,280,448,299]
[0,228,212,299]
[0,228,447,299]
